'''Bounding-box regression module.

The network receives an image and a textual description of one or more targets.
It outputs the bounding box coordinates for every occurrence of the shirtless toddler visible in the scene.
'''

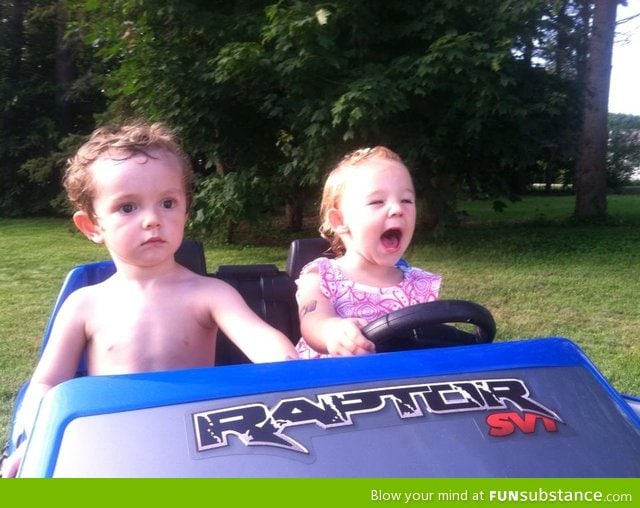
[1,122,297,477]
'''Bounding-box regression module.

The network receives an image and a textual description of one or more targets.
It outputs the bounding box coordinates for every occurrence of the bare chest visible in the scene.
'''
[84,290,216,374]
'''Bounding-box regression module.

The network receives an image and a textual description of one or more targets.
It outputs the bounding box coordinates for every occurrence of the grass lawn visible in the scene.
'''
[2,194,640,445]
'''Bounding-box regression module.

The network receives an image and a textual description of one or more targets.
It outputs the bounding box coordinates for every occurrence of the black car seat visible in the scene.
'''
[214,238,335,365]
[212,264,299,365]
[285,237,333,280]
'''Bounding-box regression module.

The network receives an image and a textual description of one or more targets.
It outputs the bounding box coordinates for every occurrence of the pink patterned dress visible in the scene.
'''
[295,257,442,359]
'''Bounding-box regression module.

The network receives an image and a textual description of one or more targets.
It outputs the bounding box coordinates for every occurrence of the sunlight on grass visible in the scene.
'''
[459,193,640,224]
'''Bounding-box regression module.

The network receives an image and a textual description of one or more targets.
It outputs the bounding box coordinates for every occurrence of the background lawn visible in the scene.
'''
[2,194,640,445]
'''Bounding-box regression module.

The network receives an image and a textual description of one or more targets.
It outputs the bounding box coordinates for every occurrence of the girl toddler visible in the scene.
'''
[296,146,442,358]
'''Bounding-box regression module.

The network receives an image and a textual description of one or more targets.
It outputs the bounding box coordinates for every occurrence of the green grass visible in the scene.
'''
[2,195,640,445]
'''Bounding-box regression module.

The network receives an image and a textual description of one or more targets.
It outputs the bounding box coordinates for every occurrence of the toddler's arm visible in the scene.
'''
[210,280,298,362]
[1,291,89,477]
[1,380,53,477]
[296,271,375,356]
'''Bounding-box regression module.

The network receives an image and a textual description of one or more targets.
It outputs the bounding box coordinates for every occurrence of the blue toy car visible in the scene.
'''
[5,239,640,477]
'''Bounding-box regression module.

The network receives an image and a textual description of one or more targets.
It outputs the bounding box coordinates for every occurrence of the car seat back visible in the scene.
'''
[285,237,333,280]
[212,264,299,365]
[214,238,335,365]
[211,237,333,365]
[174,239,207,275]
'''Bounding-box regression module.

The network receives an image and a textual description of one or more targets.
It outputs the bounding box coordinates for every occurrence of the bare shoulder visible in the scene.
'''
[184,272,246,308]
[299,257,325,278]
[188,272,238,293]
[60,281,103,311]
[296,267,322,293]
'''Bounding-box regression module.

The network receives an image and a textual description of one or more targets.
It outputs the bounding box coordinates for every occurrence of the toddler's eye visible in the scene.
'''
[119,203,136,214]
[402,198,414,204]
[162,199,176,209]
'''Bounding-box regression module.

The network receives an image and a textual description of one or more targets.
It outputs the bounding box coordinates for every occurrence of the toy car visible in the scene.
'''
[5,239,640,477]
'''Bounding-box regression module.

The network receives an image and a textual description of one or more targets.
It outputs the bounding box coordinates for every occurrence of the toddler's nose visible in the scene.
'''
[142,209,160,228]
[388,201,404,216]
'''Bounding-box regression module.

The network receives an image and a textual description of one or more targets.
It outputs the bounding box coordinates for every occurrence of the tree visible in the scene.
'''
[574,0,619,219]
[0,0,103,216]
[68,0,283,239]
[0,0,28,214]
[1,1,602,236]
[190,1,580,231]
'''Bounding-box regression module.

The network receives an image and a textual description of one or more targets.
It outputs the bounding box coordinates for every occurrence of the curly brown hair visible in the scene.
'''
[63,122,194,219]
[319,146,405,256]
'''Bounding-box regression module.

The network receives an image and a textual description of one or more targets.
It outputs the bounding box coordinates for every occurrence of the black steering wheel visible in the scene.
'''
[361,300,496,353]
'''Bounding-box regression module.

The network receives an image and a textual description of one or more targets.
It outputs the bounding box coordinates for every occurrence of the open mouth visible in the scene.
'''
[381,228,402,250]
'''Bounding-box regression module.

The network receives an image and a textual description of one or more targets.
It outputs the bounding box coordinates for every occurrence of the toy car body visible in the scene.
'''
[6,240,640,477]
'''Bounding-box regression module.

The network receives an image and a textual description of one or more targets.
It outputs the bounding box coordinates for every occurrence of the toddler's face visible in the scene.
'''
[336,158,416,266]
[85,148,188,268]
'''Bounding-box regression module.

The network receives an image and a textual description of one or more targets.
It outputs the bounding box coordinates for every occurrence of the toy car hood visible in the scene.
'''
[19,337,640,477]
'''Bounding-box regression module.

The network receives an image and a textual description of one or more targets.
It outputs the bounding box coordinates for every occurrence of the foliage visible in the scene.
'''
[190,167,278,243]
[65,0,287,233]
[3,1,637,236]
[0,0,104,216]
[220,1,583,227]
[607,113,640,187]
[63,0,584,233]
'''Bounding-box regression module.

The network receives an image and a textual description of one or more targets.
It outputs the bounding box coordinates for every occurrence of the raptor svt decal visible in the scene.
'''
[192,378,562,454]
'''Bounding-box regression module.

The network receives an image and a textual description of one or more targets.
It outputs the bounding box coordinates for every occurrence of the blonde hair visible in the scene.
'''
[63,122,194,219]
[319,146,405,256]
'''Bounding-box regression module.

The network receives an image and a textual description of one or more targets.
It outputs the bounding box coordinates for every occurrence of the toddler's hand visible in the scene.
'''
[326,318,376,356]
[0,443,25,478]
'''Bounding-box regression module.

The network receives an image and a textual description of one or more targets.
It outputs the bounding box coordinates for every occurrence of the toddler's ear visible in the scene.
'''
[327,208,349,234]
[73,211,104,244]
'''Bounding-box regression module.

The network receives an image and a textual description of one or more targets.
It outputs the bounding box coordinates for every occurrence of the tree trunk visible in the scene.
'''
[555,1,570,78]
[574,0,618,220]
[55,1,74,135]
[285,191,304,232]
[6,0,26,84]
